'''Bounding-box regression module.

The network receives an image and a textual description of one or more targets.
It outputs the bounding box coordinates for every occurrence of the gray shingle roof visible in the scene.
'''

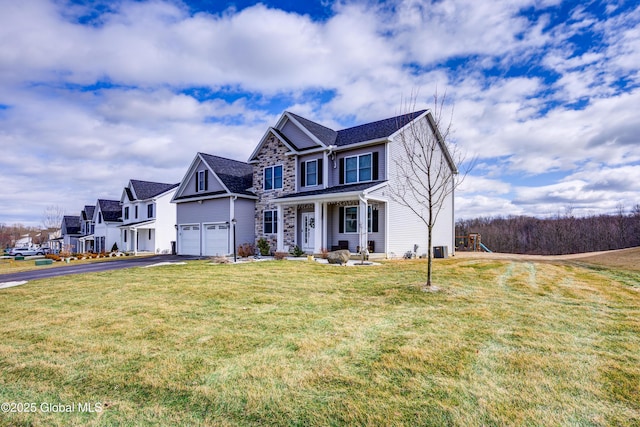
[335,110,427,146]
[62,215,81,234]
[97,199,122,222]
[130,180,179,200]
[199,153,254,196]
[286,110,427,148]
[81,205,95,221]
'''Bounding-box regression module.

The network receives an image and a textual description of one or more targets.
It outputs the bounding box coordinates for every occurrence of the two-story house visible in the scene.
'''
[119,180,179,254]
[171,153,256,256]
[172,110,457,258]
[78,205,95,253]
[249,110,457,257]
[92,199,122,253]
[60,215,82,253]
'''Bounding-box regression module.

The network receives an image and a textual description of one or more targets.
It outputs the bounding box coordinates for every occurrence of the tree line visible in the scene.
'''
[0,223,49,250]
[456,206,640,255]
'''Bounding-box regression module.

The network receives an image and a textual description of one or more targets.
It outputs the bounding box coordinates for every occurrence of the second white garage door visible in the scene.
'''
[204,223,229,256]
[180,224,201,255]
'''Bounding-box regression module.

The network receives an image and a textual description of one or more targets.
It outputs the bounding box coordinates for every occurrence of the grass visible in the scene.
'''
[0,257,639,426]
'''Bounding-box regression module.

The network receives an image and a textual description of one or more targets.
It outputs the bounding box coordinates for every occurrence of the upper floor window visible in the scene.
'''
[196,170,208,192]
[98,213,102,224]
[147,203,154,219]
[134,206,138,219]
[301,159,323,187]
[340,152,378,184]
[124,207,129,220]
[264,165,283,191]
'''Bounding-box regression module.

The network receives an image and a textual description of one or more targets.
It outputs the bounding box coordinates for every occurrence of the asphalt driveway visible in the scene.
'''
[0,255,201,286]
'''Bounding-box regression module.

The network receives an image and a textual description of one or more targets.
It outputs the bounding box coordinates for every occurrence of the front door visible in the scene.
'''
[302,213,315,251]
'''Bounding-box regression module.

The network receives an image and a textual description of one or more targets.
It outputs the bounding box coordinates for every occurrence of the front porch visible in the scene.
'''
[119,220,156,255]
[273,194,386,258]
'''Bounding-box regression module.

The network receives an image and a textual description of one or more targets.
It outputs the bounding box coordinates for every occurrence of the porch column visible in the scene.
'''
[134,229,138,256]
[321,202,328,251]
[276,204,284,252]
[314,201,323,254]
[359,197,368,254]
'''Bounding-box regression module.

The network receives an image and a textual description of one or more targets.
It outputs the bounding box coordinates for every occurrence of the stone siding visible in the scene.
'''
[253,133,297,252]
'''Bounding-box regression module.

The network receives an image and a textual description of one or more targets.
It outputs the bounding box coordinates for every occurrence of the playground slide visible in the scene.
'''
[479,243,493,253]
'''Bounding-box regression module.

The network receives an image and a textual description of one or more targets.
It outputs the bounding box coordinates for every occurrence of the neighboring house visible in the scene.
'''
[119,179,179,254]
[92,199,122,253]
[248,110,457,257]
[14,234,33,247]
[171,153,256,256]
[78,205,96,253]
[60,216,81,253]
[44,228,62,253]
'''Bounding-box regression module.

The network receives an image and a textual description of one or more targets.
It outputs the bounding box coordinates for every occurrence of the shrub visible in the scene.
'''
[237,243,255,258]
[274,251,288,260]
[290,245,305,257]
[45,254,61,262]
[257,238,271,256]
[111,243,118,252]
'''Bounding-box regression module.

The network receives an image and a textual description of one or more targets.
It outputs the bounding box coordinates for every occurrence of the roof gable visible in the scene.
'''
[199,153,253,195]
[81,205,95,221]
[283,112,337,147]
[96,199,122,222]
[173,152,255,201]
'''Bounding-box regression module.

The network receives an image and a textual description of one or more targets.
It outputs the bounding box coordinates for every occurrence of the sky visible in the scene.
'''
[1,0,639,227]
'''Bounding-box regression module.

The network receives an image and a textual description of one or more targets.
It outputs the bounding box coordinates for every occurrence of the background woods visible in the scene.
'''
[456,205,640,255]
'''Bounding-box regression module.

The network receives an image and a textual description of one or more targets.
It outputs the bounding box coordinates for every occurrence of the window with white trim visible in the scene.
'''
[264,210,278,234]
[147,203,154,219]
[197,170,207,192]
[264,165,283,190]
[344,206,358,233]
[306,160,317,186]
[344,153,372,183]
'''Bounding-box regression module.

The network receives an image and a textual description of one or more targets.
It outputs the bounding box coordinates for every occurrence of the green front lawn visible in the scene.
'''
[0,259,638,426]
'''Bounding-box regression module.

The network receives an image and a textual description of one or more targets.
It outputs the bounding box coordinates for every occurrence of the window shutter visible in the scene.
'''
[372,209,379,232]
[317,158,323,185]
[339,158,344,184]
[204,170,209,191]
[372,152,379,180]
[300,162,306,187]
[339,207,344,233]
[195,172,199,192]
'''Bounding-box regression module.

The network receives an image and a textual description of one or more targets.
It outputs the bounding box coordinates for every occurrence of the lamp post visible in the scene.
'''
[231,218,237,263]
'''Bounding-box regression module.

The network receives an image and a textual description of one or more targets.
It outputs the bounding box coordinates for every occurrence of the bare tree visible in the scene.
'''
[388,91,473,288]
[41,205,65,231]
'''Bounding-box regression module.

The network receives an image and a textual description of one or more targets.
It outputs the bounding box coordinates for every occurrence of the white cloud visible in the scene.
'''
[0,0,639,226]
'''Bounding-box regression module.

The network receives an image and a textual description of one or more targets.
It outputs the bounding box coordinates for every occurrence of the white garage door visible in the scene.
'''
[180,225,200,255]
[204,224,229,256]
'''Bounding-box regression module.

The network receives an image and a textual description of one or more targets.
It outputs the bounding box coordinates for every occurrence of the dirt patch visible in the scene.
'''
[454,247,640,271]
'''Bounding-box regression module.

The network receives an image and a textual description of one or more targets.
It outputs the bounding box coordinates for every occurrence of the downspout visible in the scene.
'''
[230,196,237,256]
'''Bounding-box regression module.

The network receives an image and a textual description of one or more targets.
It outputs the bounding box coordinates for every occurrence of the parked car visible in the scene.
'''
[8,247,45,257]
